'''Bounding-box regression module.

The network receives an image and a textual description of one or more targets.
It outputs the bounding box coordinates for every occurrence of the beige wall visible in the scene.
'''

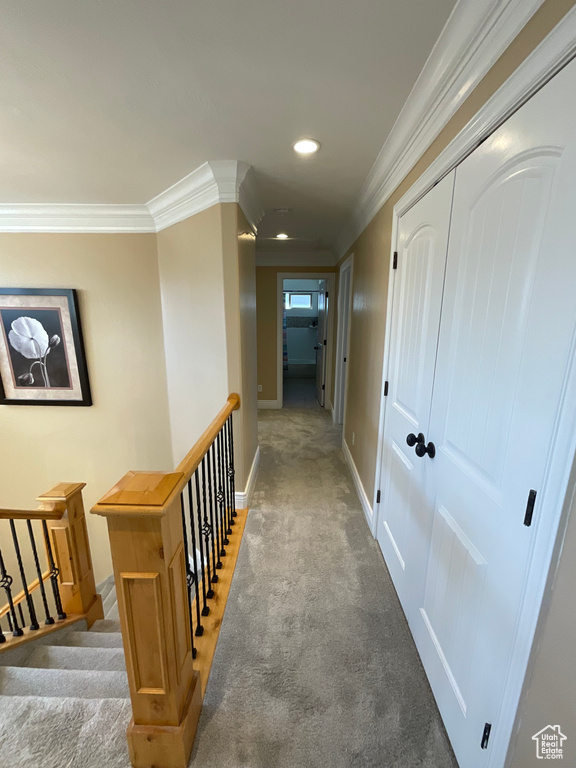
[335,1,576,764]
[256,265,336,402]
[157,206,229,466]
[221,204,258,489]
[0,233,173,583]
[340,0,576,502]
[236,209,259,489]
[157,203,258,491]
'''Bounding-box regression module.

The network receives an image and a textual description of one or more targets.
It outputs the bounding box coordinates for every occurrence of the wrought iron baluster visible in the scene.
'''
[179,493,196,659]
[206,449,221,577]
[17,602,26,629]
[201,457,216,595]
[26,520,54,625]
[9,520,39,630]
[224,418,234,528]
[218,430,230,544]
[211,442,224,564]
[186,480,204,636]
[41,521,66,620]
[0,547,22,636]
[0,618,5,644]
[194,471,210,615]
[227,416,237,521]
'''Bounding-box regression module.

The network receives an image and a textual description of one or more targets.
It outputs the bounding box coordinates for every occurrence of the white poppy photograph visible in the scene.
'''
[0,289,91,406]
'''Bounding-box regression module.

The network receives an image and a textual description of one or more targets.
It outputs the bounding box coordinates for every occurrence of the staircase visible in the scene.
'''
[0,576,132,768]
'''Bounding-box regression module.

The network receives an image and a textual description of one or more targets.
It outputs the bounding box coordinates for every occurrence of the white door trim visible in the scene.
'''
[276,272,336,410]
[372,15,576,768]
[333,253,354,426]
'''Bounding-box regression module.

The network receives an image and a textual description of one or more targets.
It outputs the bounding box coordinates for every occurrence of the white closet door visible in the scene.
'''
[316,280,327,406]
[376,171,454,614]
[413,59,576,767]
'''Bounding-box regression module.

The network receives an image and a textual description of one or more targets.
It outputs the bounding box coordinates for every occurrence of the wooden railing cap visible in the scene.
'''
[36,482,86,503]
[92,471,184,517]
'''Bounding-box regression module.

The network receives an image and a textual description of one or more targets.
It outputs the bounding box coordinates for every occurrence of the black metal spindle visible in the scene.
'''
[42,521,66,620]
[186,480,204,635]
[0,547,22,637]
[228,414,237,517]
[18,602,26,628]
[223,418,234,528]
[194,471,210,615]
[201,457,217,594]
[211,442,225,564]
[26,520,54,625]
[206,449,221,578]
[0,619,5,644]
[218,430,230,544]
[9,520,39,630]
[226,417,237,522]
[179,493,196,659]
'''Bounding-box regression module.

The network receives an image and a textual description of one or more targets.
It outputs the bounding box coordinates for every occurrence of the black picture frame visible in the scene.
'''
[0,288,92,407]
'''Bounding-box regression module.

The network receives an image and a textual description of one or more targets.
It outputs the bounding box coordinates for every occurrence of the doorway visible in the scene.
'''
[276,273,335,409]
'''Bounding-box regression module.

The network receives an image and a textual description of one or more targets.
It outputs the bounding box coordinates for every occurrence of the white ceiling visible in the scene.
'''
[0,0,457,250]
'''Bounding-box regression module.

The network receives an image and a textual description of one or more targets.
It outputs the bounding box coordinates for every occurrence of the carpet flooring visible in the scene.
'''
[190,379,458,768]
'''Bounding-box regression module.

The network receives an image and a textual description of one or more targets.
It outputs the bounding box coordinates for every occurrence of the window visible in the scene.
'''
[285,293,312,309]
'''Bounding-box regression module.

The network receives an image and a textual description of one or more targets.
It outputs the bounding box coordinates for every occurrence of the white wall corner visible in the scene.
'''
[342,439,374,531]
[335,0,546,257]
[235,445,261,508]
[148,160,264,233]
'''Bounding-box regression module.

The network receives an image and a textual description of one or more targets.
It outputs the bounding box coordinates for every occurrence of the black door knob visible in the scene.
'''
[415,441,436,459]
[406,433,425,447]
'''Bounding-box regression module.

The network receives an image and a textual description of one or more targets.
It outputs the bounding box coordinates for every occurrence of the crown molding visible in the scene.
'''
[0,160,264,234]
[0,204,154,233]
[335,0,545,257]
[255,250,338,267]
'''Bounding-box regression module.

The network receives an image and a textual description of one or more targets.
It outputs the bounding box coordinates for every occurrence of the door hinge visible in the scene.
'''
[481,723,492,750]
[524,490,537,527]
[393,251,398,269]
[384,381,389,396]
[344,357,347,362]
[376,490,381,504]
[322,384,325,390]
[324,339,327,345]
[326,291,329,298]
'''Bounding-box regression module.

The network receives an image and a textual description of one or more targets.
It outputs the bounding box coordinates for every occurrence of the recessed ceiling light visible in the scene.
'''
[276,233,289,239]
[293,138,320,155]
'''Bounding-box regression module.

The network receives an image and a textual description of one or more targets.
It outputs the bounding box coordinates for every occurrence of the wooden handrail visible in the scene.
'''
[176,393,240,479]
[0,570,51,619]
[0,482,104,646]
[0,505,66,521]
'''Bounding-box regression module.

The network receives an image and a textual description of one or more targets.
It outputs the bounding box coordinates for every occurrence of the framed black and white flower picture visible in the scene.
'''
[0,289,92,406]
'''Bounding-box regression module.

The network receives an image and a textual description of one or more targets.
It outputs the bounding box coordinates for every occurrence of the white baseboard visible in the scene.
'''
[342,439,373,530]
[235,445,260,508]
[258,399,281,409]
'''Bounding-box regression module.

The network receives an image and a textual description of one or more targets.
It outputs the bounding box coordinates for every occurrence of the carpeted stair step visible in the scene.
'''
[103,585,118,617]
[0,666,130,699]
[0,695,132,768]
[50,630,124,649]
[24,645,126,672]
[90,618,122,633]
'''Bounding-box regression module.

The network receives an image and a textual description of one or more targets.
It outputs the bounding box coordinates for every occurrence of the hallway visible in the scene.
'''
[190,396,458,767]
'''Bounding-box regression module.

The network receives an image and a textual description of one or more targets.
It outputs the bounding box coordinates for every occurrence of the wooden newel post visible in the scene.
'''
[38,482,104,627]
[91,471,202,768]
